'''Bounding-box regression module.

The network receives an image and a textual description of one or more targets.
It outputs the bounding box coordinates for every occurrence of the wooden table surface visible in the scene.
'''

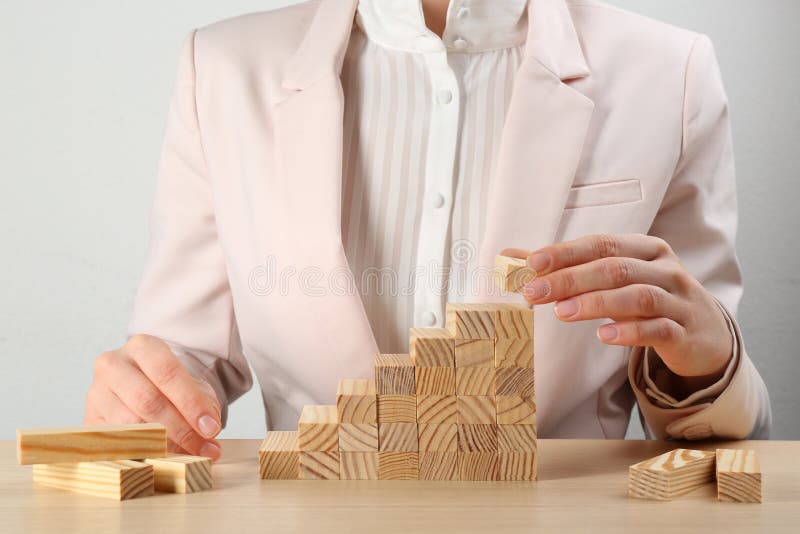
[2,439,798,533]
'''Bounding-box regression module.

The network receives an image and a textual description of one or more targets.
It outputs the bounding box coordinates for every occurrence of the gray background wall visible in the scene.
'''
[1,1,797,440]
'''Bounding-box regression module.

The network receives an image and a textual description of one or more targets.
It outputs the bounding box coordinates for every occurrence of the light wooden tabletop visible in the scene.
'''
[2,439,798,533]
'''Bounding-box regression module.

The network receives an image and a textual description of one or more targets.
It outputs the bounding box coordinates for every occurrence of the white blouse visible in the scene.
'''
[340,0,529,352]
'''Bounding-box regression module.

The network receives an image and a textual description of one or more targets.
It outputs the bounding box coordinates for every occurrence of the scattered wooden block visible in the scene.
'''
[379,423,418,452]
[416,395,457,424]
[456,367,495,396]
[498,452,537,481]
[446,303,495,340]
[628,449,716,501]
[297,405,339,452]
[409,328,454,367]
[377,395,416,423]
[17,423,167,465]
[419,452,459,481]
[495,338,534,368]
[456,396,496,424]
[454,339,494,368]
[32,460,154,500]
[497,424,537,452]
[495,367,535,397]
[494,255,535,293]
[493,304,534,339]
[716,449,762,503]
[417,424,458,452]
[458,452,498,481]
[415,367,456,395]
[339,452,378,480]
[258,431,299,479]
[299,451,340,480]
[336,379,377,423]
[374,354,416,395]
[378,452,419,480]
[496,396,537,424]
[143,454,212,494]
[338,423,379,452]
[457,424,498,452]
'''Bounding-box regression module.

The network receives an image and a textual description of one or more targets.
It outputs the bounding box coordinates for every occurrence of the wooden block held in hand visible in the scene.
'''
[336,379,377,423]
[258,431,299,479]
[456,367,495,396]
[458,452,499,481]
[378,452,419,480]
[493,304,534,340]
[455,339,494,368]
[17,423,167,465]
[496,396,537,424]
[416,367,456,395]
[377,395,416,423]
[494,255,536,293]
[495,367,535,397]
[340,452,378,480]
[499,452,537,481]
[299,452,339,480]
[338,424,379,452]
[374,354,416,395]
[457,424,498,452]
[298,406,339,451]
[32,460,154,500]
[716,449,762,503]
[410,328,454,367]
[419,452,458,481]
[379,423,418,452]
[628,449,716,501]
[495,338,534,368]
[445,303,495,340]
[457,396,496,424]
[418,424,458,452]
[417,395,457,424]
[144,454,212,494]
[497,425,537,452]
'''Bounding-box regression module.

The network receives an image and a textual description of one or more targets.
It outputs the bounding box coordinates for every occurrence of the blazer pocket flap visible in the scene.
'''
[565,179,642,209]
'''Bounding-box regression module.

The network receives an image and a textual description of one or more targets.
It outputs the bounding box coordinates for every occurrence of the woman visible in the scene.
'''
[84,0,771,461]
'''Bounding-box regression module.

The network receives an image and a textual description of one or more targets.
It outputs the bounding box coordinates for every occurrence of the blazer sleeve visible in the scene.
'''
[127,29,253,427]
[627,34,772,440]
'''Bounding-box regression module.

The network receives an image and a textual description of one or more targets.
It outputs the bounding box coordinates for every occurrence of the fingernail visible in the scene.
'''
[598,325,618,341]
[199,441,221,461]
[555,298,579,318]
[198,414,220,438]
[527,253,550,274]
[522,279,550,300]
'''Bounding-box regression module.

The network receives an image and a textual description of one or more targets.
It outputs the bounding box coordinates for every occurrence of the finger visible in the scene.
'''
[87,383,145,425]
[193,378,222,417]
[554,284,687,323]
[596,318,685,348]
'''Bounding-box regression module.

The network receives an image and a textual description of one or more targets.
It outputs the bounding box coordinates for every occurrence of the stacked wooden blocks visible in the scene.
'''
[259,301,536,482]
[17,423,213,499]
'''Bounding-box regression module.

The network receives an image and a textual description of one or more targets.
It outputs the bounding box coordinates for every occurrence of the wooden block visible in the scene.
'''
[415,367,456,395]
[409,328,454,367]
[497,424,537,452]
[416,395,457,424]
[143,454,212,494]
[299,451,339,480]
[493,304,534,340]
[454,339,494,368]
[419,452,459,481]
[457,396,496,424]
[336,379,377,423]
[32,460,154,500]
[418,424,458,452]
[297,405,338,451]
[628,449,716,501]
[374,354,416,395]
[377,395,416,423]
[498,452,537,481]
[456,367,495,396]
[340,452,378,480]
[379,423,418,452]
[495,338,534,368]
[494,255,535,293]
[258,431,299,479]
[716,449,762,503]
[458,452,499,481]
[495,367,535,397]
[378,452,419,480]
[457,424,498,452]
[445,303,495,340]
[17,423,167,465]
[496,396,537,424]
[338,423,379,452]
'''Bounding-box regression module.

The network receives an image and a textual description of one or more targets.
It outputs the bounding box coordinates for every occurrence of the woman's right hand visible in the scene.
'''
[84,334,223,461]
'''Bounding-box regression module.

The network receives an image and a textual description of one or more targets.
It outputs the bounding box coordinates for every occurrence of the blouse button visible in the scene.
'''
[453,37,469,50]
[436,88,453,104]
[422,311,437,327]
[456,7,470,19]
[432,194,446,209]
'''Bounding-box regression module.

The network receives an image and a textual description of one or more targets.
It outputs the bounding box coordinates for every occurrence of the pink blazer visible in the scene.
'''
[128,0,771,439]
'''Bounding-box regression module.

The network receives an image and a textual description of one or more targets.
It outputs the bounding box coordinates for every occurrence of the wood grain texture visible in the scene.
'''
[493,305,534,340]
[336,379,377,423]
[456,367,495,396]
[454,339,494,368]
[499,452,537,481]
[494,255,536,293]
[297,406,339,452]
[377,395,417,423]
[445,303,495,340]
[417,424,458,452]
[456,396,496,424]
[495,338,534,368]
[17,423,167,465]
[144,454,212,494]
[457,424,498,452]
[374,354,416,395]
[716,449,762,503]
[379,423,418,452]
[458,452,498,481]
[299,452,339,480]
[258,431,299,479]
[497,425,537,452]
[378,452,419,480]
[416,395,457,424]
[495,367,535,397]
[628,449,716,501]
[339,452,378,480]
[409,328,454,367]
[496,396,537,424]
[338,424,379,452]
[415,367,456,395]
[32,460,154,500]
[419,452,459,481]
